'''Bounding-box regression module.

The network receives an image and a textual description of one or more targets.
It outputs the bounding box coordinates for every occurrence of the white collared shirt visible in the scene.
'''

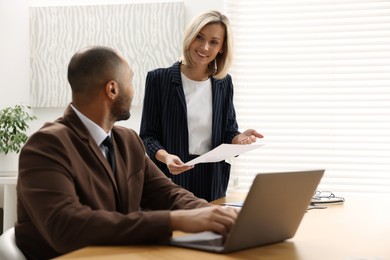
[70,104,111,156]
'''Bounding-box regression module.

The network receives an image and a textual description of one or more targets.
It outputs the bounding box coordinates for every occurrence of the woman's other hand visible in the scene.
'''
[232,129,263,144]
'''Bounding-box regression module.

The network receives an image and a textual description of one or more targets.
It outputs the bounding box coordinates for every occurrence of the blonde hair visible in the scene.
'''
[181,10,233,80]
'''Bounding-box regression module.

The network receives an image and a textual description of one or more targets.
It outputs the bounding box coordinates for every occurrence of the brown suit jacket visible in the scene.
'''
[15,105,209,260]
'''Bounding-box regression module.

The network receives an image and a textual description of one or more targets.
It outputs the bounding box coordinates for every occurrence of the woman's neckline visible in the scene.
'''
[180,63,210,82]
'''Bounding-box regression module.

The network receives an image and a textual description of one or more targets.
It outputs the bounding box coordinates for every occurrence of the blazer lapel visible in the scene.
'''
[211,78,223,148]
[172,61,187,112]
[111,134,129,213]
[63,105,125,212]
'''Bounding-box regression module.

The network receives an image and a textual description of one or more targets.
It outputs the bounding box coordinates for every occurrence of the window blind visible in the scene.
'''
[225,0,390,195]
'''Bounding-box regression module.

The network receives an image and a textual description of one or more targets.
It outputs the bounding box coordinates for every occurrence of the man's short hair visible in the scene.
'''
[67,46,123,94]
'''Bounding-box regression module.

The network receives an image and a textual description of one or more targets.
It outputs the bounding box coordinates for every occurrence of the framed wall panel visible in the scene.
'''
[30,2,184,107]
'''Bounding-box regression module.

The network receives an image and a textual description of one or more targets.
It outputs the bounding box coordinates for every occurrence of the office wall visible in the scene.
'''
[0,0,223,207]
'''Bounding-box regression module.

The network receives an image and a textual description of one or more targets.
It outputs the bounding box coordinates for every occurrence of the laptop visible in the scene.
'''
[170,169,324,253]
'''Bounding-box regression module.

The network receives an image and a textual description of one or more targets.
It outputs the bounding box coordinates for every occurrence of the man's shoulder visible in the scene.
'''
[112,126,142,143]
[26,122,75,148]
[112,126,146,154]
[35,120,70,137]
[21,120,76,156]
[112,125,137,137]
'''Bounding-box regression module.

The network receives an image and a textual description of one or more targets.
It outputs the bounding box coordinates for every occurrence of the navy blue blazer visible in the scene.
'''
[140,61,240,201]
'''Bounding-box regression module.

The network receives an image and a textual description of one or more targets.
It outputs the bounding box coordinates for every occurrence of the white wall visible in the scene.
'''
[0,0,223,208]
[0,1,30,108]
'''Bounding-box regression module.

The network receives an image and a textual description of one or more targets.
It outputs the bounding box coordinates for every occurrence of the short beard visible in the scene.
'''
[112,95,131,122]
[117,110,131,121]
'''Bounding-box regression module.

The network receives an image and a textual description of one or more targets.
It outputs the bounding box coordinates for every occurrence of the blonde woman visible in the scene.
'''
[140,10,263,202]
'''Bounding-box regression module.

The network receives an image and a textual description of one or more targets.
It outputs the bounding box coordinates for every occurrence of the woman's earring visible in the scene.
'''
[214,58,218,73]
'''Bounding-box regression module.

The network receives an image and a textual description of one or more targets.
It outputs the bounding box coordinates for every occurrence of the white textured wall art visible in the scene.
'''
[30,2,184,107]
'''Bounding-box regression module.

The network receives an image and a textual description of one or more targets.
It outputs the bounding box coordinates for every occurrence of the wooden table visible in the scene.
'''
[57,194,390,259]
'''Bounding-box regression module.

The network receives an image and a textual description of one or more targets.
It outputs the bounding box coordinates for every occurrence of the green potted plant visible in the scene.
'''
[0,105,37,174]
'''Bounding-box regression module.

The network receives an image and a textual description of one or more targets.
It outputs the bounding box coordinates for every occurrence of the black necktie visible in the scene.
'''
[102,136,116,173]
[102,136,125,213]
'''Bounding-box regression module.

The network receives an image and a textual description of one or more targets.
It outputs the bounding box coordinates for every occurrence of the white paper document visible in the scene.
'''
[184,143,264,166]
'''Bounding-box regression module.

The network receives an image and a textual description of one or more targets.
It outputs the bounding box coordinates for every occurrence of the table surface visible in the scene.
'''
[57,193,390,260]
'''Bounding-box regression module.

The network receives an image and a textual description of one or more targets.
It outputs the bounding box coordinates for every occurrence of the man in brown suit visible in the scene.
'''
[15,46,238,259]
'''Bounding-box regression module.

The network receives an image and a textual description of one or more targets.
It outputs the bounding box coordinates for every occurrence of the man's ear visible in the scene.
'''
[105,80,118,99]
